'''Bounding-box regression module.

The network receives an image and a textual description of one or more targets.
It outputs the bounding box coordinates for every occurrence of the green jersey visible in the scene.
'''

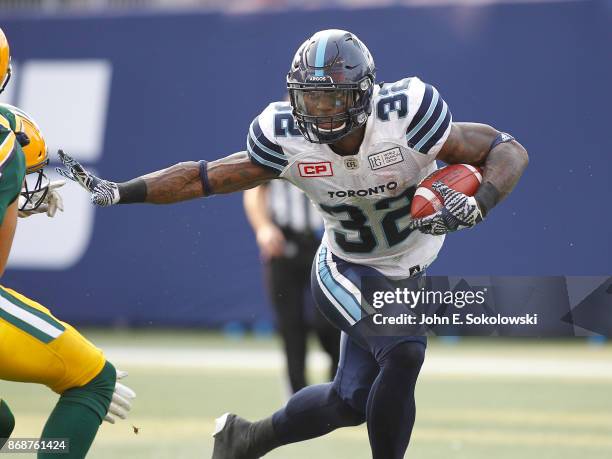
[0,114,25,225]
[0,105,18,131]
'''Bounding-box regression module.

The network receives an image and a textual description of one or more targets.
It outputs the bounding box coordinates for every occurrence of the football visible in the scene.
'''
[411,164,483,218]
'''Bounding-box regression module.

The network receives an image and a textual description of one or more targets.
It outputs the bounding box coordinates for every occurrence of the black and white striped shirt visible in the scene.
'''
[268,180,323,234]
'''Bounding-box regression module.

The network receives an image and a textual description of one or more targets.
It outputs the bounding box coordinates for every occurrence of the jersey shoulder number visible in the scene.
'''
[246,102,304,176]
[375,77,452,157]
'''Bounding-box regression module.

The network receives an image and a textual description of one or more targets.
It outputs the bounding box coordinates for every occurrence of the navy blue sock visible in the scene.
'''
[271,383,364,445]
[366,342,426,459]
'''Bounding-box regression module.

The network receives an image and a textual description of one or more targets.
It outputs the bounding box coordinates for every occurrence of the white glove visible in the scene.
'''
[18,180,66,218]
[104,370,136,424]
[56,150,120,207]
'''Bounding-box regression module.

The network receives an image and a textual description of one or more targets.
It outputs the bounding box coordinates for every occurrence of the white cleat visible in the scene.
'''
[213,413,231,437]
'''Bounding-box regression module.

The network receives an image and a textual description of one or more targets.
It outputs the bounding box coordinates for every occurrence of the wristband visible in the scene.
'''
[118,178,147,204]
[474,182,500,217]
[199,160,213,196]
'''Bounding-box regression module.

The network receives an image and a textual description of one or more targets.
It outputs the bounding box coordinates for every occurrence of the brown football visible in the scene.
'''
[411,164,483,218]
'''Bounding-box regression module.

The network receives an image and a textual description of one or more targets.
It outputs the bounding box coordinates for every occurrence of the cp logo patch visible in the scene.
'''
[298,162,334,177]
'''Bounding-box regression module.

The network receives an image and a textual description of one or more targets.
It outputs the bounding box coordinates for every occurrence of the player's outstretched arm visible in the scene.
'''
[57,150,276,206]
[410,122,528,235]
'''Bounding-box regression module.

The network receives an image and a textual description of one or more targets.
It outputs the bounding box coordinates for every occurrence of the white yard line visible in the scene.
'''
[102,346,612,379]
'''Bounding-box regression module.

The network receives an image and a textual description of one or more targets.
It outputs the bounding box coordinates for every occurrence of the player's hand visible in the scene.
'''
[104,370,136,424]
[18,180,66,218]
[256,223,286,260]
[409,182,483,235]
[56,150,120,207]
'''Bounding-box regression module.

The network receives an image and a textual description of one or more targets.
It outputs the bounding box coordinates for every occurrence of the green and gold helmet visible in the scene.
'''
[0,28,11,94]
[0,104,50,212]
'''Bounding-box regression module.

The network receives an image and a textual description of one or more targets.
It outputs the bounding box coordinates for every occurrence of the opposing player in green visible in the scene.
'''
[0,27,135,458]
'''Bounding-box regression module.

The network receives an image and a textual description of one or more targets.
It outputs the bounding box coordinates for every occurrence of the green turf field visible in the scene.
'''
[2,331,612,458]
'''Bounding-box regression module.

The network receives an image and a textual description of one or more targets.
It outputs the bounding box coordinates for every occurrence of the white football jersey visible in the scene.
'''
[247,77,452,276]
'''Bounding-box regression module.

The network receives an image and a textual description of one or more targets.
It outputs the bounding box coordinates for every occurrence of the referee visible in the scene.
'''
[244,181,340,393]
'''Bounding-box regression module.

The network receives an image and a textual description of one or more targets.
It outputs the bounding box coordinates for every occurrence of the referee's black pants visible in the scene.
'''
[265,229,340,393]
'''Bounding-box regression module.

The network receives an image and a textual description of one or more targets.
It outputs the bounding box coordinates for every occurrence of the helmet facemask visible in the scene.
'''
[10,121,51,213]
[19,167,50,213]
[288,77,373,144]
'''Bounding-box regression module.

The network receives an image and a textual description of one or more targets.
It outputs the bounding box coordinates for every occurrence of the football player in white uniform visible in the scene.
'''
[58,29,528,459]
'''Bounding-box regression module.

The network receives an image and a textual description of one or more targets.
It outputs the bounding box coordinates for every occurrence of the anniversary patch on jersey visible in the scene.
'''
[298,161,333,177]
[368,147,404,170]
[343,157,359,171]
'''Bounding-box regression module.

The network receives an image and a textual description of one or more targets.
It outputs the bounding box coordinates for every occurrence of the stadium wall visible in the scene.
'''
[1,1,610,326]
